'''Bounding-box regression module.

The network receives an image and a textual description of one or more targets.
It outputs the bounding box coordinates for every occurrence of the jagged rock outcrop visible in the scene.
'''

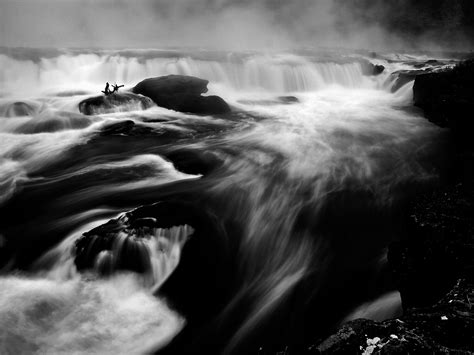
[313,182,474,354]
[133,75,230,115]
[78,92,153,115]
[316,280,474,354]
[389,183,474,310]
[413,59,474,134]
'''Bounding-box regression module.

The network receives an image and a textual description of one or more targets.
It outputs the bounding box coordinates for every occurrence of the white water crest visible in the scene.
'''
[0,215,192,354]
[209,85,441,352]
[0,51,385,96]
[0,275,183,355]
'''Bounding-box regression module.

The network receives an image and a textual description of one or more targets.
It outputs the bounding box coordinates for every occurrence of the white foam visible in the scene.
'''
[0,275,184,354]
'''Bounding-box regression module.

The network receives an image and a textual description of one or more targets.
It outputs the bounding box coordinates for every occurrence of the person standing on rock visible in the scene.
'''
[102,82,111,95]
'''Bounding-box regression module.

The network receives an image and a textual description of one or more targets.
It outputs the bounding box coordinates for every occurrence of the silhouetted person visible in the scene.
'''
[102,82,111,95]
[112,84,124,93]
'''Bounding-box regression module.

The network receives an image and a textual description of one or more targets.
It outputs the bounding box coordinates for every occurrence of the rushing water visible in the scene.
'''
[0,48,445,354]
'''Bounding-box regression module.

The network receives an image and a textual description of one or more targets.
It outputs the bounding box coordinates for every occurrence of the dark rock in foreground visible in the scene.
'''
[389,183,474,310]
[78,92,153,115]
[316,280,474,354]
[313,181,474,354]
[133,75,231,115]
[413,59,474,135]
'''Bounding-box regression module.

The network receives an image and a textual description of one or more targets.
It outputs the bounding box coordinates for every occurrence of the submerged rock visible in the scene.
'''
[238,96,299,106]
[78,92,153,115]
[99,120,157,137]
[1,101,40,117]
[133,75,231,115]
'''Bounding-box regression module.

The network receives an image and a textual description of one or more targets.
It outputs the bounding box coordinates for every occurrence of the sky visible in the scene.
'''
[1,0,473,51]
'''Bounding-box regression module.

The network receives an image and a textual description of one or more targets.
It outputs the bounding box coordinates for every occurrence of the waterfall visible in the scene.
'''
[0,52,378,95]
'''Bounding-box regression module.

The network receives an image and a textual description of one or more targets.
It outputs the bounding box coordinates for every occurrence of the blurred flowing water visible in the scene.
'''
[0,48,445,354]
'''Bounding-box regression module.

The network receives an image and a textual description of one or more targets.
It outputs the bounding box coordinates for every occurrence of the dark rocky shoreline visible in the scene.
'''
[311,59,474,354]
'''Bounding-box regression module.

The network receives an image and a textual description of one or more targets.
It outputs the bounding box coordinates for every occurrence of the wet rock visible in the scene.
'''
[413,59,474,134]
[133,75,231,115]
[316,280,474,354]
[164,149,222,175]
[74,200,232,319]
[389,183,474,310]
[238,96,299,106]
[313,178,474,354]
[278,96,299,104]
[2,101,39,117]
[15,111,92,134]
[390,69,428,92]
[373,64,385,75]
[74,214,153,275]
[99,120,156,136]
[133,75,209,97]
[78,92,153,115]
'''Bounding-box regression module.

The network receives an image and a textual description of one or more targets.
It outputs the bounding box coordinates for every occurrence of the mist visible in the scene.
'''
[1,0,473,51]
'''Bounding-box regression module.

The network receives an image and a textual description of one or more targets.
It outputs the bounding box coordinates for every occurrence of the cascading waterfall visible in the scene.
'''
[0,48,445,354]
[0,51,376,95]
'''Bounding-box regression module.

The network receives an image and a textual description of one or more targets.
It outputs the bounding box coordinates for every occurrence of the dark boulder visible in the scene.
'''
[133,75,231,115]
[413,59,474,134]
[389,183,474,310]
[153,93,230,115]
[373,64,385,75]
[164,149,223,176]
[133,75,209,97]
[74,200,232,319]
[78,92,153,115]
[313,180,474,354]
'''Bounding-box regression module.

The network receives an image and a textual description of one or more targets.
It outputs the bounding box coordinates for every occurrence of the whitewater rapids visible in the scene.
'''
[0,48,445,354]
